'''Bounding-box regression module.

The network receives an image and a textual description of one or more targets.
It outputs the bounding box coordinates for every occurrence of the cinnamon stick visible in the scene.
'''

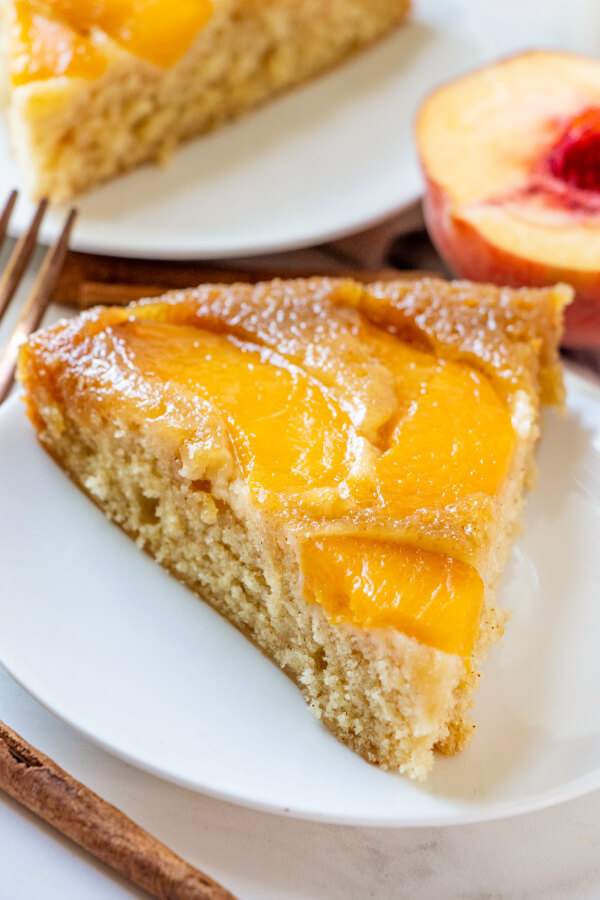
[0,721,236,900]
[52,249,430,309]
[79,281,166,308]
[77,275,406,309]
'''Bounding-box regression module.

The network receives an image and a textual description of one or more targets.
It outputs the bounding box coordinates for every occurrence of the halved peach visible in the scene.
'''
[416,51,600,346]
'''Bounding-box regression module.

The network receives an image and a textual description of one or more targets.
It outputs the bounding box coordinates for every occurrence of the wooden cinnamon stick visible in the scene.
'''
[79,281,166,307]
[77,275,404,309]
[0,720,236,900]
[52,249,430,309]
[53,250,295,306]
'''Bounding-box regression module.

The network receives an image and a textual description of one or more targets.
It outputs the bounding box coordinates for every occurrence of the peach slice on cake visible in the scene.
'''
[416,51,600,346]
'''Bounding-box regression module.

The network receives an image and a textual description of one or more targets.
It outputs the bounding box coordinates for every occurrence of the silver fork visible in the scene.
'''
[0,190,77,404]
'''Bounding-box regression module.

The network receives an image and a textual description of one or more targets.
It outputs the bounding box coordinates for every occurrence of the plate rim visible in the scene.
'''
[2,651,600,829]
[7,192,422,262]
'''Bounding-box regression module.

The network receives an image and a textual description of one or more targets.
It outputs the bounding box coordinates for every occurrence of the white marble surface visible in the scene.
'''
[1,666,600,899]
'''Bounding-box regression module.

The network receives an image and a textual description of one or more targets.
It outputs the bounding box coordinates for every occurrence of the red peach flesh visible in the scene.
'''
[546,108,600,193]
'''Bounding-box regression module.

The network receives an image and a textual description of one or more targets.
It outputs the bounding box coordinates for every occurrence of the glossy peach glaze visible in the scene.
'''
[301,538,483,658]
[23,293,516,657]
[113,320,354,497]
[10,0,212,85]
[11,1,107,85]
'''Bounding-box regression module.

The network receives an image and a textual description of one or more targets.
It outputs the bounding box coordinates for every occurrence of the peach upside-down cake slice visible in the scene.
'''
[0,0,409,200]
[18,277,569,778]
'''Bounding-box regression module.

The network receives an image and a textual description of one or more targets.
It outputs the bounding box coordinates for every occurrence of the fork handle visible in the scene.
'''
[0,209,77,405]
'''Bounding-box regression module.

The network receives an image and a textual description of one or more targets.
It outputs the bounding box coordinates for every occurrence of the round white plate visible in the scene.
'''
[1,367,600,827]
[0,0,483,259]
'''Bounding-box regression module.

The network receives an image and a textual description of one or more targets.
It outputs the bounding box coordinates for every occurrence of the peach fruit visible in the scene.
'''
[416,51,600,346]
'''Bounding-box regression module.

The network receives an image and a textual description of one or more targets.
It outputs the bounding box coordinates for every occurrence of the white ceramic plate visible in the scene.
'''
[1,367,600,827]
[0,0,483,259]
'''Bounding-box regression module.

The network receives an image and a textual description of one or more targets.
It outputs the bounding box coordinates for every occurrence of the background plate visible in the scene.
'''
[0,0,482,259]
[1,368,600,827]
[2,2,597,259]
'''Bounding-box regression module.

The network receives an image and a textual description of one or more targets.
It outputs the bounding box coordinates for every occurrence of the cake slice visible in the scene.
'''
[0,0,409,201]
[18,276,569,778]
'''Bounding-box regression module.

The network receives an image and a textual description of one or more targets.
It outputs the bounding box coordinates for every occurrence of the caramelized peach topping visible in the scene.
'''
[22,284,519,659]
[10,0,212,85]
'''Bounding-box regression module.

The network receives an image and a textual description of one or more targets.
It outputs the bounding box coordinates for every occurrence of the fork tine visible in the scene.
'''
[0,190,18,252]
[0,197,48,324]
[0,208,77,406]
